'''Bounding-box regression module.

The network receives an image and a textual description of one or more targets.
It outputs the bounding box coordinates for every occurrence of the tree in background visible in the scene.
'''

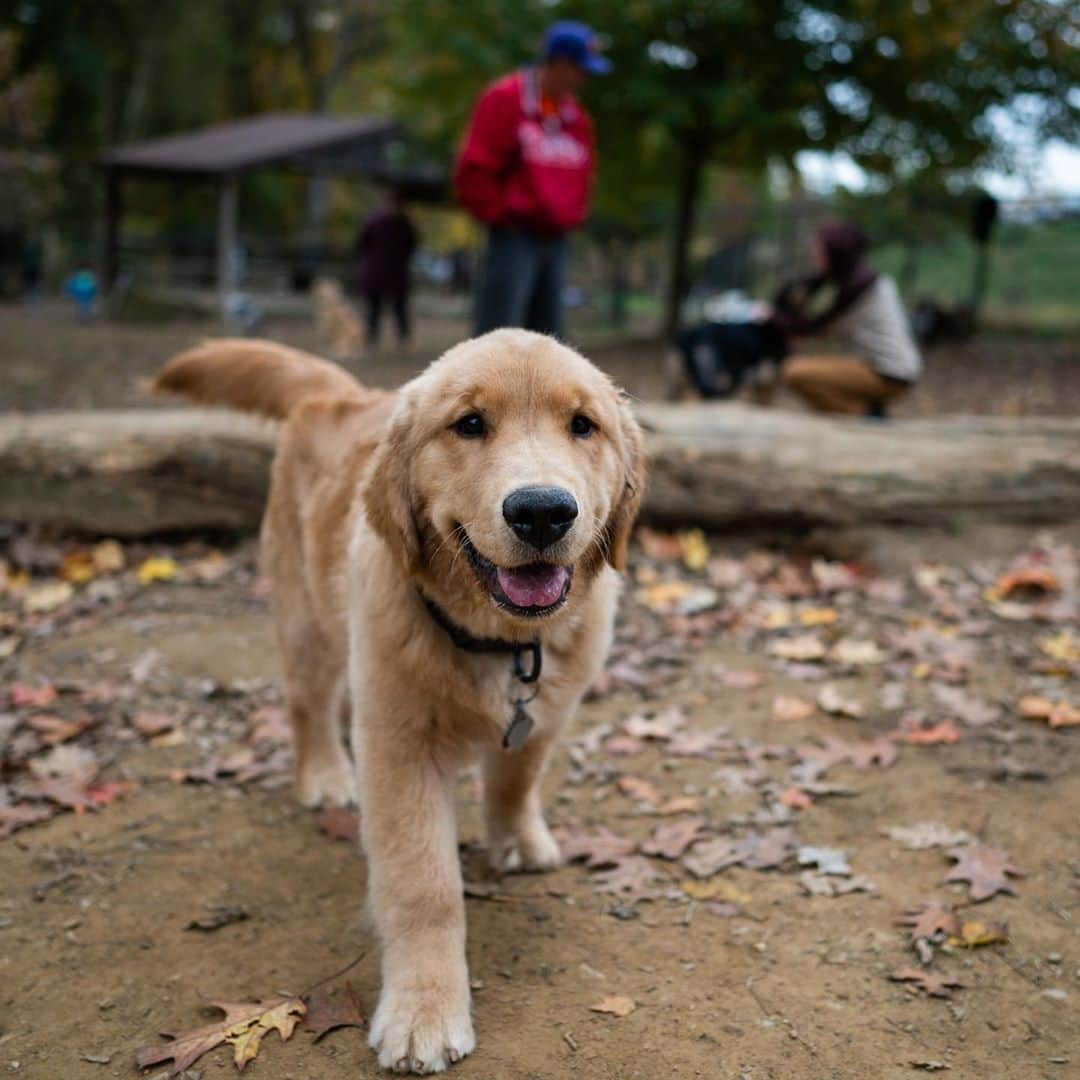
[390,0,1079,336]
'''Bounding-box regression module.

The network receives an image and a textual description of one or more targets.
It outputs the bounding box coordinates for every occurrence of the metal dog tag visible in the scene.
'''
[503,701,534,750]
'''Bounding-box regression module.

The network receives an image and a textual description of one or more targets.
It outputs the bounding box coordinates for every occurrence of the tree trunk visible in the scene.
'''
[662,136,709,342]
[3,406,1079,538]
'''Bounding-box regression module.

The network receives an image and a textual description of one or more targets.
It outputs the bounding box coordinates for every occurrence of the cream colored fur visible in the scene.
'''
[153,329,644,1074]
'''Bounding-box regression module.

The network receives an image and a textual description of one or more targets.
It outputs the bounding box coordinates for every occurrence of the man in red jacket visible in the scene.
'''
[454,21,609,338]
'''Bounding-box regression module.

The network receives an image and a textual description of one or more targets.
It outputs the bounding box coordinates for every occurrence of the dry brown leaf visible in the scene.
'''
[592,855,668,896]
[883,822,971,851]
[316,808,359,843]
[135,996,306,1075]
[1018,695,1080,728]
[616,775,664,807]
[640,816,707,860]
[26,713,92,744]
[931,684,1002,728]
[897,902,960,945]
[589,995,636,1017]
[10,681,58,708]
[654,795,705,816]
[555,826,636,869]
[890,968,965,999]
[903,721,961,746]
[988,566,1060,601]
[302,983,366,1041]
[779,787,813,810]
[944,844,1022,902]
[623,706,686,740]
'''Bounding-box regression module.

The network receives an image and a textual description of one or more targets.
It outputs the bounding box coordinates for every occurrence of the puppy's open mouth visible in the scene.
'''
[459,531,572,616]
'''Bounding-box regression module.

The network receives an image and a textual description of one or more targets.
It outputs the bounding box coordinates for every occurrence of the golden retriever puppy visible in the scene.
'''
[312,276,366,360]
[153,329,644,1074]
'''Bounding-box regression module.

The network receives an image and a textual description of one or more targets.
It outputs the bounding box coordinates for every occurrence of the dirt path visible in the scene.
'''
[2,529,1078,1080]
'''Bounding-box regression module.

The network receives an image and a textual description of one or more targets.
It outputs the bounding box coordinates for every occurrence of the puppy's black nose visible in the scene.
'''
[502,486,578,550]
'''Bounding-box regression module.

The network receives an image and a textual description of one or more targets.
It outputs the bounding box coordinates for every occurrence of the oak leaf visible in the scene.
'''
[135,996,305,1075]
[890,968,965,999]
[897,901,959,945]
[641,816,707,860]
[944,844,1022,902]
[301,983,365,1041]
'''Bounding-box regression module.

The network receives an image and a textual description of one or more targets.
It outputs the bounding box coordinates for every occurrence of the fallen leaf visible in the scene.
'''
[796,845,850,876]
[1018,695,1080,728]
[767,634,826,662]
[10,681,57,709]
[589,995,636,1017]
[636,581,718,616]
[889,967,965,999]
[903,721,961,746]
[137,556,179,585]
[0,802,56,837]
[772,696,815,723]
[556,826,637,869]
[829,638,885,666]
[59,550,96,584]
[1038,630,1079,664]
[799,871,875,897]
[316,808,359,843]
[641,816,707,860]
[135,996,306,1074]
[946,919,1008,949]
[883,822,972,851]
[592,855,668,896]
[740,826,798,871]
[185,906,250,932]
[22,581,74,613]
[799,607,839,627]
[681,879,752,905]
[604,735,644,756]
[817,684,864,719]
[679,529,710,572]
[623,706,686,740]
[616,775,664,807]
[779,787,812,810]
[715,667,765,690]
[92,539,126,574]
[655,795,705,816]
[897,902,960,946]
[132,711,175,737]
[302,983,366,1041]
[944,844,1023,902]
[988,566,1060,601]
[26,713,92,744]
[931,685,1001,728]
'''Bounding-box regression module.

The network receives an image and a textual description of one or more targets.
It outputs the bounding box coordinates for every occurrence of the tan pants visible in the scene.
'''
[784,355,906,416]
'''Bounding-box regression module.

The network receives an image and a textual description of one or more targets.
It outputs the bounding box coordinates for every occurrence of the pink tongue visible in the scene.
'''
[496,564,569,609]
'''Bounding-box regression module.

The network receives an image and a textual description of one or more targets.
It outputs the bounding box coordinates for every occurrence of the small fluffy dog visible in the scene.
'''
[312,276,366,359]
[153,330,644,1073]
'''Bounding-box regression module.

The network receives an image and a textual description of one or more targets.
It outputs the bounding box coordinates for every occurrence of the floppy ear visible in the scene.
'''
[363,397,424,574]
[603,394,646,571]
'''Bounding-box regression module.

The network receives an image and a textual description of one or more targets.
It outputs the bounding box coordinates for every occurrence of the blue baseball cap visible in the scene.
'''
[542,21,612,75]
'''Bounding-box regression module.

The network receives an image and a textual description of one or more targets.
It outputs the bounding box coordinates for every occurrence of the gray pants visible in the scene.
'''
[474,226,567,338]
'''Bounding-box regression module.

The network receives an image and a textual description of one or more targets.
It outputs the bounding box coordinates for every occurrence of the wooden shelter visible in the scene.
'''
[98,113,444,308]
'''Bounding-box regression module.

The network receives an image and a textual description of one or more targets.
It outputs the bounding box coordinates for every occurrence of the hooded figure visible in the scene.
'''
[773,221,922,416]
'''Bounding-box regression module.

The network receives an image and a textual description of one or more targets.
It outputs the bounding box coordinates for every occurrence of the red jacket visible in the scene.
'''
[454,68,596,235]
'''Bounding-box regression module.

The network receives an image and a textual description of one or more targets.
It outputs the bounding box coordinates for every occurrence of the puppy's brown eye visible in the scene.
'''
[453,413,486,438]
[570,414,596,438]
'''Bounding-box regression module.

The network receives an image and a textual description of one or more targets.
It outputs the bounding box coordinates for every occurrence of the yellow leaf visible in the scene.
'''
[679,529,710,572]
[1039,631,1079,665]
[59,550,96,584]
[92,539,126,574]
[23,581,74,613]
[946,919,1008,949]
[137,556,179,585]
[800,607,839,627]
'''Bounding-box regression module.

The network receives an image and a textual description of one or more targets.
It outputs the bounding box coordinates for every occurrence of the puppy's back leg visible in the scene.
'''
[282,636,354,808]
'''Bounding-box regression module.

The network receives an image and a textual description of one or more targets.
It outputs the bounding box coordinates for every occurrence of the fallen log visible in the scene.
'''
[1,404,1079,537]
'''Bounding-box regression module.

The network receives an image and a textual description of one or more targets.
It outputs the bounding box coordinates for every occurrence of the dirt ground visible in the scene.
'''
[1,300,1079,417]
[1,524,1078,1080]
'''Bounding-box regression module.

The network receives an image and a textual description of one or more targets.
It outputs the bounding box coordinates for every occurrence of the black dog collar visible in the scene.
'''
[419,592,540,748]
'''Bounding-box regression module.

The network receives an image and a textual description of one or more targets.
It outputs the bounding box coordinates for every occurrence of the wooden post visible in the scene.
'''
[102,169,122,295]
[217,174,238,318]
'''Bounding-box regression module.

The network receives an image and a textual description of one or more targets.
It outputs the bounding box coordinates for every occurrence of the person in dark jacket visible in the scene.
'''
[355,187,418,347]
[454,21,609,337]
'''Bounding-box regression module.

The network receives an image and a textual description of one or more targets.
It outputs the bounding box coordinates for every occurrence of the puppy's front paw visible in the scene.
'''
[369,985,474,1074]
[489,816,562,874]
[296,751,355,809]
